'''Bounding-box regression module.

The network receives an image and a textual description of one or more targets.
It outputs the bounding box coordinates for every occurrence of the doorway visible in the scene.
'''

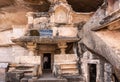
[88,64,97,82]
[43,53,51,70]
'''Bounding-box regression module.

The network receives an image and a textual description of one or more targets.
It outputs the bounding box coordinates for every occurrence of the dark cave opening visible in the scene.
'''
[89,64,97,82]
[67,0,104,12]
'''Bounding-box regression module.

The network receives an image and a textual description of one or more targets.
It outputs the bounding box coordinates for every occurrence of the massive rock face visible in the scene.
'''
[0,0,103,31]
[81,4,120,81]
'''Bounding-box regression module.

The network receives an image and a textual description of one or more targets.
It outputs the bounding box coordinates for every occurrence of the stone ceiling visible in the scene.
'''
[0,0,104,12]
[67,0,104,12]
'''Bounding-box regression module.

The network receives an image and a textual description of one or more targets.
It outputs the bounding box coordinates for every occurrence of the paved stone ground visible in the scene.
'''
[21,70,85,82]
[21,70,67,82]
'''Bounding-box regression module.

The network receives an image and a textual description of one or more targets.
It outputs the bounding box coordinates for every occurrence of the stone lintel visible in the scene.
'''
[12,36,79,44]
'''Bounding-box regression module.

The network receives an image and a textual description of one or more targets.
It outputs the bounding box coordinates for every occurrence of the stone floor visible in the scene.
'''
[21,69,67,82]
[21,69,85,82]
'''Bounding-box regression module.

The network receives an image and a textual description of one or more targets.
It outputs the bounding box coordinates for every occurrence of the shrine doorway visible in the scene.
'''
[42,53,52,77]
[43,53,51,70]
[88,64,97,82]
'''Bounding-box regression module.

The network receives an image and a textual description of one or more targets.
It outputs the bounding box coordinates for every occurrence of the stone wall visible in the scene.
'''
[0,25,29,63]
[80,50,112,82]
[12,45,29,57]
[0,46,29,63]
[0,30,13,45]
[0,47,13,63]
[52,27,78,37]
[12,25,26,38]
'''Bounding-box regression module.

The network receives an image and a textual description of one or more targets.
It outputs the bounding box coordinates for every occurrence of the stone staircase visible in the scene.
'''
[54,54,79,76]
[8,63,41,77]
[60,63,79,74]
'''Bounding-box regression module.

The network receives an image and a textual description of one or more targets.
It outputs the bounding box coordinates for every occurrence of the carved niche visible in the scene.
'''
[55,6,68,24]
[50,2,72,24]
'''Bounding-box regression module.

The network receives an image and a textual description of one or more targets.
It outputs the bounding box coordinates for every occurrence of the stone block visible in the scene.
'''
[21,78,28,82]
[6,71,24,82]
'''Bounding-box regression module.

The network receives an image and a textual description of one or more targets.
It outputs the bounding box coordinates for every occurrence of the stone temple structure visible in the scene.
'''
[0,0,120,82]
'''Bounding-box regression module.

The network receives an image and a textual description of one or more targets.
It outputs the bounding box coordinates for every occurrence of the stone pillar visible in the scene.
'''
[25,12,34,35]
[26,12,34,31]
[58,42,67,54]
[28,49,35,56]
[26,12,34,25]
[104,63,112,82]
[27,42,36,56]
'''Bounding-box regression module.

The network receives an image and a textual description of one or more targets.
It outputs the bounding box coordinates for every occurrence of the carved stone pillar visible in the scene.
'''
[26,12,34,29]
[27,42,36,56]
[26,12,34,24]
[58,42,67,54]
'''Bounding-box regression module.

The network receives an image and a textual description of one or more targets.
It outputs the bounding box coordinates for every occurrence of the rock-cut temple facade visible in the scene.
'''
[0,0,120,82]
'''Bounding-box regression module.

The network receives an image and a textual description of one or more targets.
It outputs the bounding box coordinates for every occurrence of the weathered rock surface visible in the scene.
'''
[82,7,120,81]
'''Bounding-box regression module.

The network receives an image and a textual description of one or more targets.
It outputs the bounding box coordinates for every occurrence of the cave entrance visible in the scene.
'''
[88,64,97,82]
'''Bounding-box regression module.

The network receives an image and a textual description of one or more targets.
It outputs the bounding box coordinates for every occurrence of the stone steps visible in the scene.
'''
[61,69,79,74]
[21,77,67,82]
[60,63,79,75]
[63,75,85,82]
[21,75,85,82]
